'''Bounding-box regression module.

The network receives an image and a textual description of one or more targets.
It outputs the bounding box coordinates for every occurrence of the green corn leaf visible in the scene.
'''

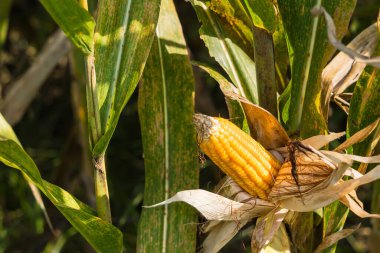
[322,43,380,253]
[272,16,289,94]
[347,60,380,156]
[40,0,95,54]
[0,0,12,50]
[243,0,277,33]
[192,61,248,130]
[92,0,161,155]
[136,0,199,252]
[188,0,258,104]
[277,0,356,137]
[0,114,123,253]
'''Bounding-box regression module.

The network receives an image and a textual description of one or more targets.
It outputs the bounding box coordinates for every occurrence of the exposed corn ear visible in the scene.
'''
[194,114,282,199]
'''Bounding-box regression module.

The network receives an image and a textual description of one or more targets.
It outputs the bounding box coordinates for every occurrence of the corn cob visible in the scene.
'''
[194,114,282,199]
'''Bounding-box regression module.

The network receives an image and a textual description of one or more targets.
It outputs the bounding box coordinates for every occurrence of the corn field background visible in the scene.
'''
[0,0,379,252]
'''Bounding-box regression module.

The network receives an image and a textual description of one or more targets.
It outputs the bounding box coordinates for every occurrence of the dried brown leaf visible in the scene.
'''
[145,189,275,221]
[313,7,380,67]
[251,207,288,253]
[202,219,252,253]
[279,164,380,214]
[323,23,378,95]
[334,119,380,152]
[226,93,290,149]
[262,224,291,253]
[269,146,336,201]
[301,132,345,150]
[313,224,360,253]
[1,30,70,125]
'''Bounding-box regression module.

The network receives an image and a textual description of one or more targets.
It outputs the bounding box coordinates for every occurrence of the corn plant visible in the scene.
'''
[0,0,379,252]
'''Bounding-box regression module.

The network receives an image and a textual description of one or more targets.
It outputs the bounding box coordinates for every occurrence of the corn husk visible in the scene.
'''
[148,126,380,252]
[251,207,289,253]
[228,93,290,149]
[317,5,380,115]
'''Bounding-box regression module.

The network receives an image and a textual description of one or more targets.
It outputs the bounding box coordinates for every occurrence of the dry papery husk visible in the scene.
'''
[146,117,380,253]
[317,6,380,115]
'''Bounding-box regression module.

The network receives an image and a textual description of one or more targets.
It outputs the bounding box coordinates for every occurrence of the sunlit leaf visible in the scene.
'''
[278,0,356,137]
[40,0,95,54]
[193,61,247,130]
[93,0,161,154]
[188,0,258,103]
[0,0,12,49]
[243,0,277,33]
[0,114,123,253]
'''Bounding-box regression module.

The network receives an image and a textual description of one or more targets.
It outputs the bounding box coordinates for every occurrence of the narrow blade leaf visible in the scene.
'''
[0,115,123,253]
[188,0,258,103]
[193,61,247,129]
[40,0,95,54]
[243,0,277,33]
[278,0,356,137]
[93,0,161,154]
[137,0,198,252]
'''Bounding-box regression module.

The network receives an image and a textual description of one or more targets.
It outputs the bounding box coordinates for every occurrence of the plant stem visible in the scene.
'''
[93,154,111,223]
[252,25,277,117]
[80,0,112,223]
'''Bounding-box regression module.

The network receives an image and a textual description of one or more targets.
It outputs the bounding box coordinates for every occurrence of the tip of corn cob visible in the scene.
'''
[193,114,220,141]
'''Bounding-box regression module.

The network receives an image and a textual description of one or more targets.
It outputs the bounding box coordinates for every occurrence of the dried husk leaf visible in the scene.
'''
[317,8,379,117]
[313,7,380,67]
[279,164,380,215]
[313,224,360,253]
[226,92,290,149]
[269,145,336,201]
[340,194,380,218]
[334,118,380,152]
[201,177,260,253]
[145,189,275,221]
[261,223,291,253]
[321,23,378,97]
[301,132,345,150]
[202,219,252,253]
[251,207,288,253]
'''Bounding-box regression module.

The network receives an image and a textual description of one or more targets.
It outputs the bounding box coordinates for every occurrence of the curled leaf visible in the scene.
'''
[269,144,336,201]
[312,7,380,68]
[251,207,288,253]
[202,219,252,253]
[279,164,380,215]
[334,118,380,152]
[322,23,378,96]
[145,189,275,221]
[202,177,258,253]
[313,224,360,253]
[226,92,290,149]
[301,132,345,150]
